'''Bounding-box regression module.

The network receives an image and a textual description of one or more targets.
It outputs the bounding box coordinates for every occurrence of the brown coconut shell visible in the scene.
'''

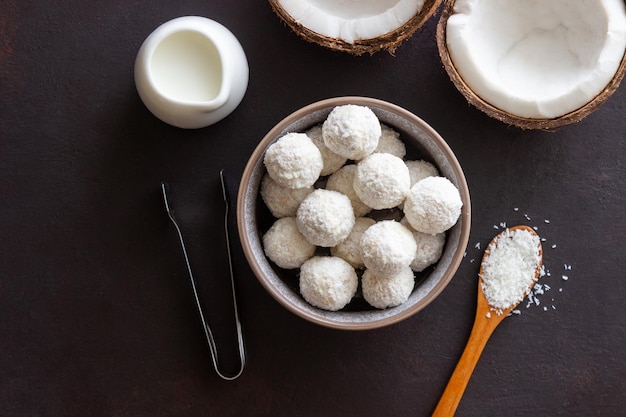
[269,0,443,55]
[436,0,626,130]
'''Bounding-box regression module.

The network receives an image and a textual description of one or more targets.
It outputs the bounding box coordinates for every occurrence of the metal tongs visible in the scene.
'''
[160,171,245,380]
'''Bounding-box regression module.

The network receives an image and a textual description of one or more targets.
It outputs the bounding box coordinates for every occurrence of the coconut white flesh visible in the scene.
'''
[446,0,626,119]
[278,0,425,43]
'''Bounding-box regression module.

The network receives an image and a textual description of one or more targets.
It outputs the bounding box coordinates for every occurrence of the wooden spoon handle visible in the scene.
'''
[431,314,501,417]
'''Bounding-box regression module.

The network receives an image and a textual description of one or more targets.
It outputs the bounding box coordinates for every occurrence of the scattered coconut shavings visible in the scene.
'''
[464,208,572,316]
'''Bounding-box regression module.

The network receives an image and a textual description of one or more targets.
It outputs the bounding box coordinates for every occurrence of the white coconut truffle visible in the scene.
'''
[326,164,372,217]
[322,105,381,160]
[296,189,355,247]
[263,217,316,269]
[406,160,439,187]
[260,174,313,218]
[330,217,376,269]
[360,220,417,276]
[306,124,347,176]
[401,217,446,272]
[410,231,446,272]
[362,266,415,309]
[299,256,358,311]
[404,176,463,235]
[373,124,406,159]
[354,153,411,210]
[263,132,323,189]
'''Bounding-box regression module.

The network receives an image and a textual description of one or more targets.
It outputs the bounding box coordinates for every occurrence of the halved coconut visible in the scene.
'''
[437,0,626,129]
[269,0,443,55]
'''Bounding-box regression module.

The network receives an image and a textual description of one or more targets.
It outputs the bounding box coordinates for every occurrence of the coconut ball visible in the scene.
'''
[354,153,411,210]
[260,174,313,218]
[406,160,439,187]
[373,124,406,159]
[362,266,415,309]
[322,105,381,160]
[404,176,463,235]
[401,217,446,272]
[299,256,358,311]
[360,220,417,276]
[296,189,355,247]
[326,164,372,217]
[306,124,347,176]
[263,217,316,269]
[330,217,376,269]
[263,132,323,189]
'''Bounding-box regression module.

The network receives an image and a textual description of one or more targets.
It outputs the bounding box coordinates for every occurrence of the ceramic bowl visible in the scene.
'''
[237,97,471,330]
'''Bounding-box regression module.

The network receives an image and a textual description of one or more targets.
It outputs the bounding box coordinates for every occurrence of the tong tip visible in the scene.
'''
[219,170,229,204]
[161,182,172,214]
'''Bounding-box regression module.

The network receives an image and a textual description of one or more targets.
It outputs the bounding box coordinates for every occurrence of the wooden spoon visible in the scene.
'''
[432,225,543,417]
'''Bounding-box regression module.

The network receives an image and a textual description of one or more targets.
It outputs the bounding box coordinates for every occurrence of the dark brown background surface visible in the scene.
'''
[1,1,624,416]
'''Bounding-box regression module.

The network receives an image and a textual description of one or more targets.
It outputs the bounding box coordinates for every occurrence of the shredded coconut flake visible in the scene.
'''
[480,228,541,313]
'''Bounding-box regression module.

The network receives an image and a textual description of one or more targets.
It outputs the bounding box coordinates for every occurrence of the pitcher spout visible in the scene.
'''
[200,81,230,112]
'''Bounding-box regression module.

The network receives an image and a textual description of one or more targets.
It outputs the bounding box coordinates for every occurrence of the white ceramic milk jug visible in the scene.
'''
[135,16,249,129]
